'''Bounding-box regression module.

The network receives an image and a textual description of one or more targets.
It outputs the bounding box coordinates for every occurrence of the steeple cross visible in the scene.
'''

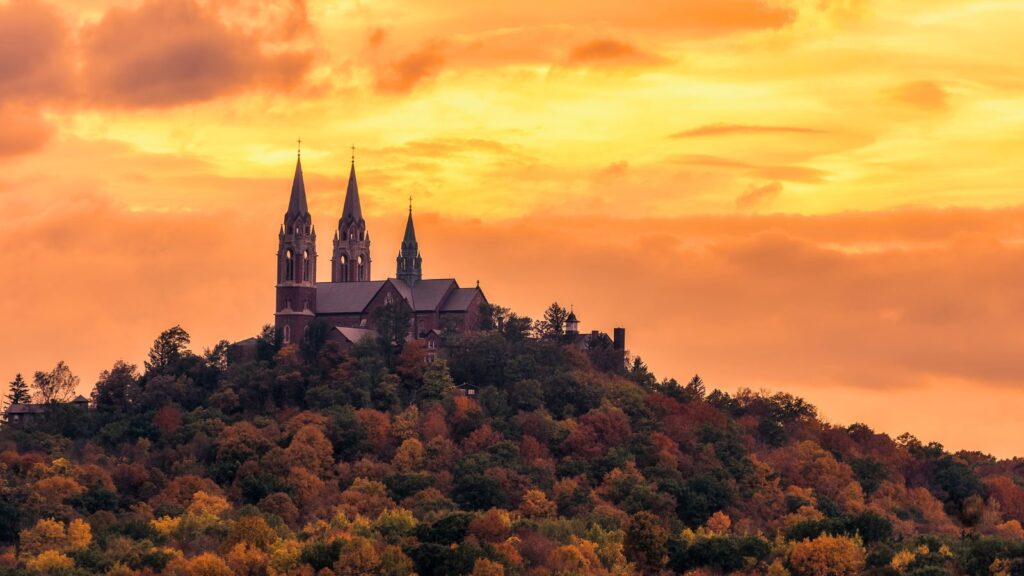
[297,138,301,156]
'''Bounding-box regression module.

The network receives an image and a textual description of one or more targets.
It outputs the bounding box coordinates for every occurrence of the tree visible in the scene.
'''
[535,302,568,340]
[5,373,30,408]
[478,302,510,331]
[627,357,656,388]
[92,360,139,411]
[624,511,668,574]
[419,360,455,402]
[788,534,865,576]
[502,313,533,342]
[373,301,413,367]
[33,361,79,403]
[146,325,192,374]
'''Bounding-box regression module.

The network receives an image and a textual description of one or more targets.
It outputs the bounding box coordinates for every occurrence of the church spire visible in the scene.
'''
[286,155,309,218]
[340,157,363,227]
[396,199,423,285]
[332,149,372,282]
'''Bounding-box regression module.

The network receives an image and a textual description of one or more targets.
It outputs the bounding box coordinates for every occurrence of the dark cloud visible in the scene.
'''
[80,0,312,107]
[0,0,74,101]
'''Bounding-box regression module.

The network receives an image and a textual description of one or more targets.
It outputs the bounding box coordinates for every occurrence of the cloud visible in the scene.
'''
[736,181,783,210]
[0,103,54,157]
[373,42,447,94]
[566,38,665,67]
[79,0,312,107]
[675,154,827,183]
[671,123,826,138]
[0,0,74,102]
[889,80,950,111]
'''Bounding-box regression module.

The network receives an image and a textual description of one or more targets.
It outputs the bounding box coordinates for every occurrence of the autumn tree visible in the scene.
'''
[32,361,79,403]
[373,301,413,367]
[624,511,668,574]
[788,534,865,576]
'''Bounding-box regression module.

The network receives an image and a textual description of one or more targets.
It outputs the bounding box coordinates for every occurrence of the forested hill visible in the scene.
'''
[3,309,1024,576]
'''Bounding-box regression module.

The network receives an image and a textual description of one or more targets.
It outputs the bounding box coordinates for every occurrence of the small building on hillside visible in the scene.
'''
[3,396,90,427]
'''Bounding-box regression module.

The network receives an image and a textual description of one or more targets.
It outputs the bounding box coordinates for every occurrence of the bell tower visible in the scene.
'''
[275,151,317,345]
[396,201,423,286]
[332,152,371,282]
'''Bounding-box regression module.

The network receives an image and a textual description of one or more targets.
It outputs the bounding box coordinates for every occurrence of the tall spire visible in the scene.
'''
[340,157,363,227]
[396,200,422,285]
[286,154,309,218]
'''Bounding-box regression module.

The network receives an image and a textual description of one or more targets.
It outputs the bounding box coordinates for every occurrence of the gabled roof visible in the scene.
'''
[316,281,386,314]
[413,278,456,311]
[441,287,483,312]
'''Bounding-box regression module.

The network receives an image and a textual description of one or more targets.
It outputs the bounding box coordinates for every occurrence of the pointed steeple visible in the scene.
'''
[286,155,309,218]
[396,199,423,285]
[340,158,363,228]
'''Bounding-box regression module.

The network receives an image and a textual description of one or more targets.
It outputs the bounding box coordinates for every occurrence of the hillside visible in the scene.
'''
[2,306,1024,576]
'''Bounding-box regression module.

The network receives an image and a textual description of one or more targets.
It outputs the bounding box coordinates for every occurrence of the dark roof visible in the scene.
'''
[316,281,386,313]
[6,403,46,414]
[286,156,308,217]
[567,310,578,322]
[441,287,482,312]
[404,278,456,311]
[339,162,364,228]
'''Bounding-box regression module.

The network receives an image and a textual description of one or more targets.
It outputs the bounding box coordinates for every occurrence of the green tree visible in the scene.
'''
[373,301,413,368]
[501,313,533,342]
[92,360,139,411]
[627,356,657,388]
[419,359,455,402]
[534,302,568,340]
[5,373,31,407]
[624,511,668,574]
[146,325,192,374]
[33,361,79,403]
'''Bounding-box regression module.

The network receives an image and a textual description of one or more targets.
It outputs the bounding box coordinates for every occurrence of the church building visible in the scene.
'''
[274,153,487,348]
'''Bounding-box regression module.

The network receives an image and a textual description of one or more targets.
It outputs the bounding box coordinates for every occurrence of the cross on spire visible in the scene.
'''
[297,138,302,157]
[351,145,355,165]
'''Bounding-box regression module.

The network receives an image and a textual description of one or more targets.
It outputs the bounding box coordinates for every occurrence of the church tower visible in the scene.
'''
[396,203,423,286]
[332,157,371,282]
[275,154,317,345]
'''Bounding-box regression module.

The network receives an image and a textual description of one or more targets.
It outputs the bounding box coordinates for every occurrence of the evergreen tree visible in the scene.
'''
[534,302,568,340]
[5,373,31,408]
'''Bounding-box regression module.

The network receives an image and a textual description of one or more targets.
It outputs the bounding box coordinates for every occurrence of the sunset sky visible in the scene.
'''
[3,0,1024,455]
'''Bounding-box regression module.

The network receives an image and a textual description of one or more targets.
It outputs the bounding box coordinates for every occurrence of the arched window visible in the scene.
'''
[283,325,291,344]
[302,250,310,281]
[357,255,364,281]
[339,255,347,282]
[285,249,294,281]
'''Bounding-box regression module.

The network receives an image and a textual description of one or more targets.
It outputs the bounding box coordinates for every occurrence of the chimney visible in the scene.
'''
[613,327,626,351]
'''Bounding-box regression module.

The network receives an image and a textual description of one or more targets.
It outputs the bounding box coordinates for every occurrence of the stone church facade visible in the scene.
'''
[274,155,487,348]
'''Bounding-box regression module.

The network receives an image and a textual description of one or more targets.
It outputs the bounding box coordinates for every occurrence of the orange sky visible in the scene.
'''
[3,0,1024,456]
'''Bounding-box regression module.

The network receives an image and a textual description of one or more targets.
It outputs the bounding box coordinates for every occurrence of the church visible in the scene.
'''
[274,153,487,350]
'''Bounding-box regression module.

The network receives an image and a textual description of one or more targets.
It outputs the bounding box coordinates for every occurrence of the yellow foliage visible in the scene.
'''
[150,516,181,537]
[227,542,270,576]
[19,518,67,555]
[470,558,506,576]
[187,552,234,576]
[26,550,75,575]
[548,545,590,575]
[519,489,556,518]
[188,491,231,519]
[392,438,425,473]
[66,519,92,550]
[334,537,381,576]
[789,534,865,576]
[890,549,916,572]
[105,562,138,576]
